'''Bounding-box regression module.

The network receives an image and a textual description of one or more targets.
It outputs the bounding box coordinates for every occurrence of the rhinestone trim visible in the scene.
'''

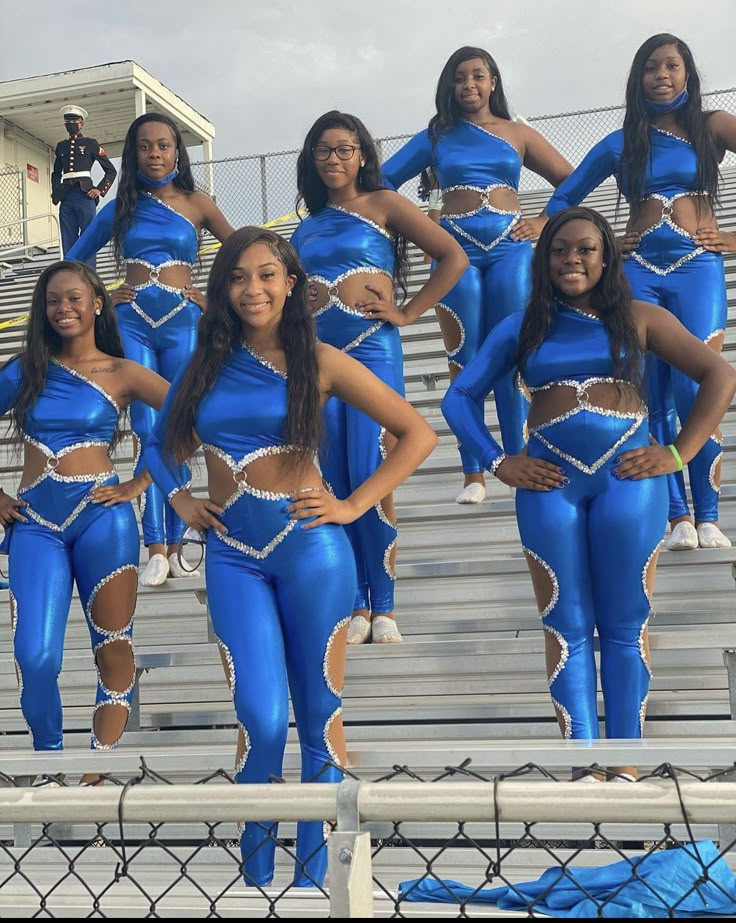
[213,520,296,559]
[638,618,653,679]
[652,126,692,144]
[323,616,350,698]
[202,443,300,501]
[216,638,235,697]
[86,565,138,632]
[50,359,121,413]
[383,538,398,581]
[639,693,649,737]
[130,298,188,328]
[90,698,131,751]
[309,267,393,318]
[522,546,559,618]
[323,706,343,767]
[435,303,465,360]
[375,501,396,529]
[544,624,569,687]
[22,475,112,532]
[531,417,645,475]
[641,543,659,609]
[343,321,384,353]
[488,453,507,477]
[557,300,601,321]
[378,428,388,462]
[167,480,192,503]
[551,696,572,739]
[462,119,523,162]
[442,182,519,218]
[235,722,251,776]
[94,636,136,699]
[630,248,704,276]
[327,203,394,239]
[142,191,199,235]
[445,212,520,252]
[709,452,722,494]
[241,342,287,378]
[704,328,725,345]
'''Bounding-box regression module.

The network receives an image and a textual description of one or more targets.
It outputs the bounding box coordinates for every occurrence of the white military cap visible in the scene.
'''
[60,105,88,120]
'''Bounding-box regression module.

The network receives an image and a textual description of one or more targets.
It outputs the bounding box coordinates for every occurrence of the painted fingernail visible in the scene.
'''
[562,477,570,485]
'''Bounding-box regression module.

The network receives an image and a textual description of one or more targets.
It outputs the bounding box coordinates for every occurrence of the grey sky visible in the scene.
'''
[1,0,734,159]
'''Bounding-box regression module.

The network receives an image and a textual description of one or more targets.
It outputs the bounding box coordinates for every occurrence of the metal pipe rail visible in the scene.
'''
[0,211,60,264]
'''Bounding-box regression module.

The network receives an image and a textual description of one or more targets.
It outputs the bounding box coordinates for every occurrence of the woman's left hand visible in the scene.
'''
[92,476,148,506]
[613,443,680,480]
[355,284,407,327]
[185,285,207,311]
[510,215,547,242]
[693,227,736,253]
[288,488,357,529]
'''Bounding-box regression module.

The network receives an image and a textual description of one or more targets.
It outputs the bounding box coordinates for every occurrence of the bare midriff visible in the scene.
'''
[527,381,645,430]
[442,186,520,215]
[309,271,394,313]
[19,444,114,489]
[205,451,326,507]
[627,194,716,237]
[124,265,192,290]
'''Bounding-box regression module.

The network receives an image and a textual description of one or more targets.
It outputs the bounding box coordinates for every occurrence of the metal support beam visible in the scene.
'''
[724,649,736,720]
[329,780,374,918]
[201,140,215,198]
[134,88,147,119]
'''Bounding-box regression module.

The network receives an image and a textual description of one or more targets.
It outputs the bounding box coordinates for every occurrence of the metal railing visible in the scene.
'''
[190,87,736,230]
[1,759,735,917]
[0,212,61,274]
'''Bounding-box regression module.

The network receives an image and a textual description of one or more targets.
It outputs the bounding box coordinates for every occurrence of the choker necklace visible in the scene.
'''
[136,168,178,189]
[644,88,688,115]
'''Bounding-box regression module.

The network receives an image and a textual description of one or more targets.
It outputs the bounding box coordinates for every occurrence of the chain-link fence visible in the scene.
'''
[191,88,736,229]
[0,168,24,248]
[1,757,735,917]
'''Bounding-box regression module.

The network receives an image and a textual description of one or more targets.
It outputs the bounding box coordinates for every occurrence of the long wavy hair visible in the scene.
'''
[111,114,197,268]
[163,227,321,467]
[621,33,721,213]
[9,260,125,448]
[516,208,644,394]
[295,110,409,301]
[428,46,512,144]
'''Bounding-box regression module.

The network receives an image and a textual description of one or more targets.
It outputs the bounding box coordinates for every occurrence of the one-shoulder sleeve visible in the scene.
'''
[0,356,23,418]
[441,314,522,472]
[545,132,621,216]
[381,130,434,192]
[143,365,193,501]
[66,200,116,262]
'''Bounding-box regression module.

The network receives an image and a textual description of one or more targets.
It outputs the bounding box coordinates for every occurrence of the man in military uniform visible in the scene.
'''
[51,106,117,269]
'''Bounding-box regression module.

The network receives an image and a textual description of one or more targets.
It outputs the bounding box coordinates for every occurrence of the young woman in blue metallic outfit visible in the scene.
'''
[545,34,736,551]
[291,111,467,645]
[69,114,234,584]
[0,261,168,754]
[144,227,436,888]
[443,208,735,770]
[382,47,573,504]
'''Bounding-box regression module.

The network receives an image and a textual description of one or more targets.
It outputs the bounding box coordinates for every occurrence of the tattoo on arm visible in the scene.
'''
[90,361,124,373]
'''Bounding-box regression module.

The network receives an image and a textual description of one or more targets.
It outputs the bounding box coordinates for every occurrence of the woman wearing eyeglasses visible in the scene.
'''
[291,111,467,645]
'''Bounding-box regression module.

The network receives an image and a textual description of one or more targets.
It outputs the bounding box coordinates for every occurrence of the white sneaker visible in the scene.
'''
[346,615,371,645]
[140,553,170,586]
[573,774,602,783]
[696,523,732,549]
[455,483,486,504]
[371,615,403,644]
[168,552,201,578]
[611,773,637,783]
[666,521,698,551]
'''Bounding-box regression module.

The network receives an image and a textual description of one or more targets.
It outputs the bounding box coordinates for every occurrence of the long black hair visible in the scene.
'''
[621,33,721,213]
[10,260,125,448]
[111,113,197,268]
[516,208,644,393]
[163,227,322,467]
[428,46,512,144]
[295,110,409,301]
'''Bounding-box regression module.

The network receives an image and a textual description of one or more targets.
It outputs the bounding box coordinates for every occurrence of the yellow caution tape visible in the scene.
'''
[0,313,29,330]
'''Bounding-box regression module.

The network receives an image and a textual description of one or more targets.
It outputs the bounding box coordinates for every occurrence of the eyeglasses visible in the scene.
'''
[312,144,360,162]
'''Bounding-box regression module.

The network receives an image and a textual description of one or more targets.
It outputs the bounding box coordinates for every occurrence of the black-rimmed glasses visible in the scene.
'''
[312,144,360,162]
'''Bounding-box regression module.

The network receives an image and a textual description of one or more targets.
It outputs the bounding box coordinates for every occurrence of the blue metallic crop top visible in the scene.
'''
[67,192,199,268]
[290,204,395,280]
[546,127,702,214]
[442,303,632,471]
[145,343,293,500]
[0,356,119,458]
[381,120,522,193]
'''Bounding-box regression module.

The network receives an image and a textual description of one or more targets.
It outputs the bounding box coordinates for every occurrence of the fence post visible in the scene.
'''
[259,156,268,224]
[329,779,374,918]
[723,647,736,720]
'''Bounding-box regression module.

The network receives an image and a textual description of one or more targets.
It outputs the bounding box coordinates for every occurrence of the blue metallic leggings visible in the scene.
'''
[625,239,726,523]
[516,416,668,739]
[436,212,531,470]
[205,490,356,887]
[319,330,403,614]
[118,290,199,546]
[8,475,140,750]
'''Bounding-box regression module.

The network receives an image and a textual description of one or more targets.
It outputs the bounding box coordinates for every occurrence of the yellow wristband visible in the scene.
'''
[667,444,684,471]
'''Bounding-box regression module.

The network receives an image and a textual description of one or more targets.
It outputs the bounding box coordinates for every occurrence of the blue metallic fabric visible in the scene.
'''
[382,120,531,467]
[547,127,726,522]
[0,357,139,750]
[68,192,201,544]
[442,304,667,739]
[291,206,401,613]
[145,344,356,887]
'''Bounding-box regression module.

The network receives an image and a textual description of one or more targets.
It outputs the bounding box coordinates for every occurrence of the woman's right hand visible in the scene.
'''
[495,455,568,490]
[0,492,28,525]
[109,283,136,306]
[171,492,227,532]
[616,231,641,255]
